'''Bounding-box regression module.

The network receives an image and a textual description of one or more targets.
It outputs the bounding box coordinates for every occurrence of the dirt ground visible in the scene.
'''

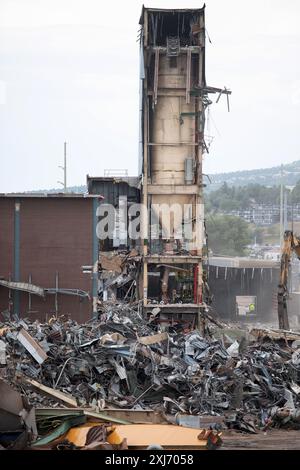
[222,429,300,450]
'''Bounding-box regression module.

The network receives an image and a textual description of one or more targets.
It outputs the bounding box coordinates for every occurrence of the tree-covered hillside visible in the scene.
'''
[208,160,300,191]
[205,180,300,213]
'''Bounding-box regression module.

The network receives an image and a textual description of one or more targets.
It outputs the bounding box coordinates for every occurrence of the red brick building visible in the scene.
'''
[0,194,99,323]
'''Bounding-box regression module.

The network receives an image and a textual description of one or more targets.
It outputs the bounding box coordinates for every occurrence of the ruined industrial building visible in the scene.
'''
[1,6,232,323]
[1,5,300,453]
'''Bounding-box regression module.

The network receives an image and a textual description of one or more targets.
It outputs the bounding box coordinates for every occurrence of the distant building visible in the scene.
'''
[224,203,300,226]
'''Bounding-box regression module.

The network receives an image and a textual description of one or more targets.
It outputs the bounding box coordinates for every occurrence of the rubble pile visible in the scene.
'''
[1,306,300,432]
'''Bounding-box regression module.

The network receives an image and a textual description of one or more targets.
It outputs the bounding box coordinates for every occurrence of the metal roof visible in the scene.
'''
[0,193,103,199]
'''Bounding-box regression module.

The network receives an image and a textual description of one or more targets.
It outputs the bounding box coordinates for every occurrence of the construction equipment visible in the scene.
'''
[278,230,300,329]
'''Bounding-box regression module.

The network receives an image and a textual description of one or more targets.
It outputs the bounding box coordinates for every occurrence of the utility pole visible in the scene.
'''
[279,164,284,246]
[58,142,67,193]
[283,190,288,232]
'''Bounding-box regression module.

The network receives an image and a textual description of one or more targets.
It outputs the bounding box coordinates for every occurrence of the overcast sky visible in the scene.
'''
[0,0,300,192]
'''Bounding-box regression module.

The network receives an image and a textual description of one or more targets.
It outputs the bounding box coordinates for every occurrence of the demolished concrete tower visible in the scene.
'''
[139,6,230,319]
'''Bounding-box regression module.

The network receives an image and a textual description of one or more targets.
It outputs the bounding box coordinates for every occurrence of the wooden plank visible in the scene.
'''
[17,327,48,364]
[83,410,131,425]
[138,331,168,345]
[250,328,300,342]
[36,407,168,424]
[19,375,77,407]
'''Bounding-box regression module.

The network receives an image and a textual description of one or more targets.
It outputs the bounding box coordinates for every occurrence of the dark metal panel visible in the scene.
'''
[87,178,140,205]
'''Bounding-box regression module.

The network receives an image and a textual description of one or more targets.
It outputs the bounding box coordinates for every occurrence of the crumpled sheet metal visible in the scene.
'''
[1,308,300,432]
[0,378,37,449]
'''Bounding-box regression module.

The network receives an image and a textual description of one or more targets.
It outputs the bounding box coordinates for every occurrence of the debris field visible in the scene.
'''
[1,303,300,448]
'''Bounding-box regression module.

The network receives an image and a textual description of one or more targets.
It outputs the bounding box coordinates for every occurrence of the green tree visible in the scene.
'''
[206,214,252,256]
[252,226,264,245]
[206,182,283,211]
[291,180,300,203]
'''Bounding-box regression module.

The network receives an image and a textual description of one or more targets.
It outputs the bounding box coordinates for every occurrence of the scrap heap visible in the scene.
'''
[1,307,300,442]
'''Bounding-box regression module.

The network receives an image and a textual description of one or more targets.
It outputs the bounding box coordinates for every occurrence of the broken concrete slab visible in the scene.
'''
[0,379,37,447]
[250,328,300,342]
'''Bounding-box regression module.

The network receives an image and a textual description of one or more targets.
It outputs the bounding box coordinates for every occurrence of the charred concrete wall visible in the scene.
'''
[0,196,95,323]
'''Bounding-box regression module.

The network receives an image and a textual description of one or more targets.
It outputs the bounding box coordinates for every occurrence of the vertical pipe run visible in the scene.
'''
[13,200,20,317]
[8,274,12,314]
[64,142,67,193]
[161,266,170,303]
[186,48,191,104]
[153,48,160,106]
[193,265,198,304]
[197,262,203,304]
[92,198,99,318]
[28,274,32,312]
[55,271,59,316]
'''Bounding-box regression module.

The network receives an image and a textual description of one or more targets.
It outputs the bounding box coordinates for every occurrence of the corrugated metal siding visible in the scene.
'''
[87,178,140,205]
[0,197,93,323]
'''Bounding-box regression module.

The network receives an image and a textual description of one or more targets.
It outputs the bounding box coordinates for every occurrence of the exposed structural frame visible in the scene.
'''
[139,6,231,318]
[277,230,300,330]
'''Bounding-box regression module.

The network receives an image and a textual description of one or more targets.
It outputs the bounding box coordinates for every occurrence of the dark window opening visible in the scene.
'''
[148,11,202,47]
[169,57,177,68]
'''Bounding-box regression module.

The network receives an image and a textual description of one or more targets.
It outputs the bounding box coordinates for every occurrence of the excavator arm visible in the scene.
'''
[278,230,300,329]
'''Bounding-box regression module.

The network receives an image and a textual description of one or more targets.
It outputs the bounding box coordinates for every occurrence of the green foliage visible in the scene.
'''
[205,182,282,212]
[291,180,300,204]
[252,226,264,244]
[205,179,300,215]
[206,214,252,256]
[208,160,300,189]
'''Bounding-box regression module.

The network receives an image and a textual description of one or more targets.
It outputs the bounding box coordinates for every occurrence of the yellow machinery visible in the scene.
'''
[278,230,300,329]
